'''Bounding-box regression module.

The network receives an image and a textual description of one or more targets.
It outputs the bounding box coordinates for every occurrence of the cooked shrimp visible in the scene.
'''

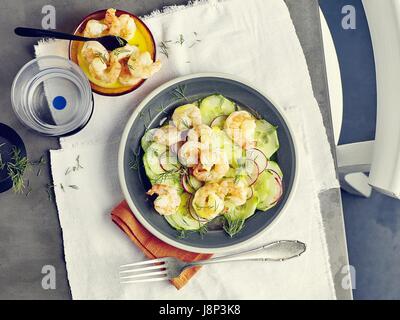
[118,14,137,40]
[83,20,108,38]
[112,44,138,61]
[127,51,162,79]
[147,184,181,216]
[104,9,136,40]
[192,183,225,220]
[197,125,219,170]
[172,104,202,131]
[192,152,229,182]
[224,111,256,148]
[219,178,247,206]
[153,125,182,146]
[187,128,200,142]
[118,66,141,86]
[81,41,109,64]
[89,53,121,83]
[118,51,161,85]
[104,8,121,36]
[178,141,200,167]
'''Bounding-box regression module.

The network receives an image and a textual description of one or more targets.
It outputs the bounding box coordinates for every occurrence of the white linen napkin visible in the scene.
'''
[39,0,339,299]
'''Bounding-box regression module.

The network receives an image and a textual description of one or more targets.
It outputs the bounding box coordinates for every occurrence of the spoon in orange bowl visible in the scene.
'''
[15,27,127,51]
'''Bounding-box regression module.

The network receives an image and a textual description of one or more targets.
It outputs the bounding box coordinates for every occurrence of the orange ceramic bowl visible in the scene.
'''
[69,9,156,96]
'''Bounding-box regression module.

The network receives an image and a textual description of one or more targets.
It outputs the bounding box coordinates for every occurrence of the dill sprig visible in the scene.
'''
[189,32,202,48]
[139,109,152,130]
[95,52,108,64]
[171,84,188,101]
[159,41,171,58]
[197,224,208,238]
[189,39,202,48]
[175,34,185,46]
[75,155,84,170]
[65,155,84,175]
[153,166,187,184]
[176,224,209,240]
[177,229,189,239]
[46,183,79,200]
[129,148,141,171]
[223,215,245,237]
[156,103,169,115]
[7,147,29,194]
[153,170,178,184]
[113,48,130,56]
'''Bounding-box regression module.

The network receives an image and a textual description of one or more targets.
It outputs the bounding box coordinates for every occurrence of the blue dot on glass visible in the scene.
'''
[52,96,67,110]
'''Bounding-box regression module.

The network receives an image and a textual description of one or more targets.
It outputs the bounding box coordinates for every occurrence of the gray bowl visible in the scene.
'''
[119,73,299,253]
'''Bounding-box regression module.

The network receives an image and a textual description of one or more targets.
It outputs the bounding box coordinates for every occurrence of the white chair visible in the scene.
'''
[337,0,400,199]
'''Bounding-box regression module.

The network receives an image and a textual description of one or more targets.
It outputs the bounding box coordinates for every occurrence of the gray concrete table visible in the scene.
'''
[0,0,352,300]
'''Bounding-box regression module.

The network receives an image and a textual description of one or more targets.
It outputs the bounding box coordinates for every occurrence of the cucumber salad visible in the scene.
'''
[141,94,283,237]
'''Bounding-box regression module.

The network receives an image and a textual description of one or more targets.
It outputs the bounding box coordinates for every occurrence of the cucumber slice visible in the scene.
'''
[168,193,206,231]
[210,115,227,129]
[159,152,181,172]
[266,161,283,178]
[254,170,283,211]
[165,215,181,230]
[188,174,203,190]
[213,127,243,167]
[225,167,236,178]
[143,156,158,180]
[141,129,158,152]
[181,175,195,194]
[200,95,236,125]
[254,120,279,159]
[144,143,167,175]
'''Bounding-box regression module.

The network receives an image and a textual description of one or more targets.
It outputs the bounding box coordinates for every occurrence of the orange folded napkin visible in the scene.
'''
[111,201,213,290]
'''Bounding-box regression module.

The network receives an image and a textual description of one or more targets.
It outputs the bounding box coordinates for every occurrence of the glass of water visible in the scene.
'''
[11,56,93,136]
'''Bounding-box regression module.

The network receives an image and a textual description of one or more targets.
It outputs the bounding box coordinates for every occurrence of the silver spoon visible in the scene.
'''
[15,27,127,51]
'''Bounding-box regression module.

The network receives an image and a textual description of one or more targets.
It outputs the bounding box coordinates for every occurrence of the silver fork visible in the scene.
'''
[119,240,306,284]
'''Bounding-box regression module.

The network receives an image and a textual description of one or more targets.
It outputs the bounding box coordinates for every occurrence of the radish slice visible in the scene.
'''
[187,175,203,191]
[246,148,268,173]
[181,175,195,194]
[245,159,260,186]
[246,186,254,200]
[170,141,184,155]
[268,170,284,204]
[188,196,209,223]
[210,115,228,129]
[180,130,190,141]
[159,152,180,172]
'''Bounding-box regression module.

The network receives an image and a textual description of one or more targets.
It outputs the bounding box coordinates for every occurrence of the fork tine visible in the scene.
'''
[119,264,165,274]
[120,276,169,284]
[120,270,168,280]
[120,258,167,268]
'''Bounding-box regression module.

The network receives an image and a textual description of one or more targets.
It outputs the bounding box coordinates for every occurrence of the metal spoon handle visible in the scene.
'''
[15,27,88,42]
[187,240,306,268]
